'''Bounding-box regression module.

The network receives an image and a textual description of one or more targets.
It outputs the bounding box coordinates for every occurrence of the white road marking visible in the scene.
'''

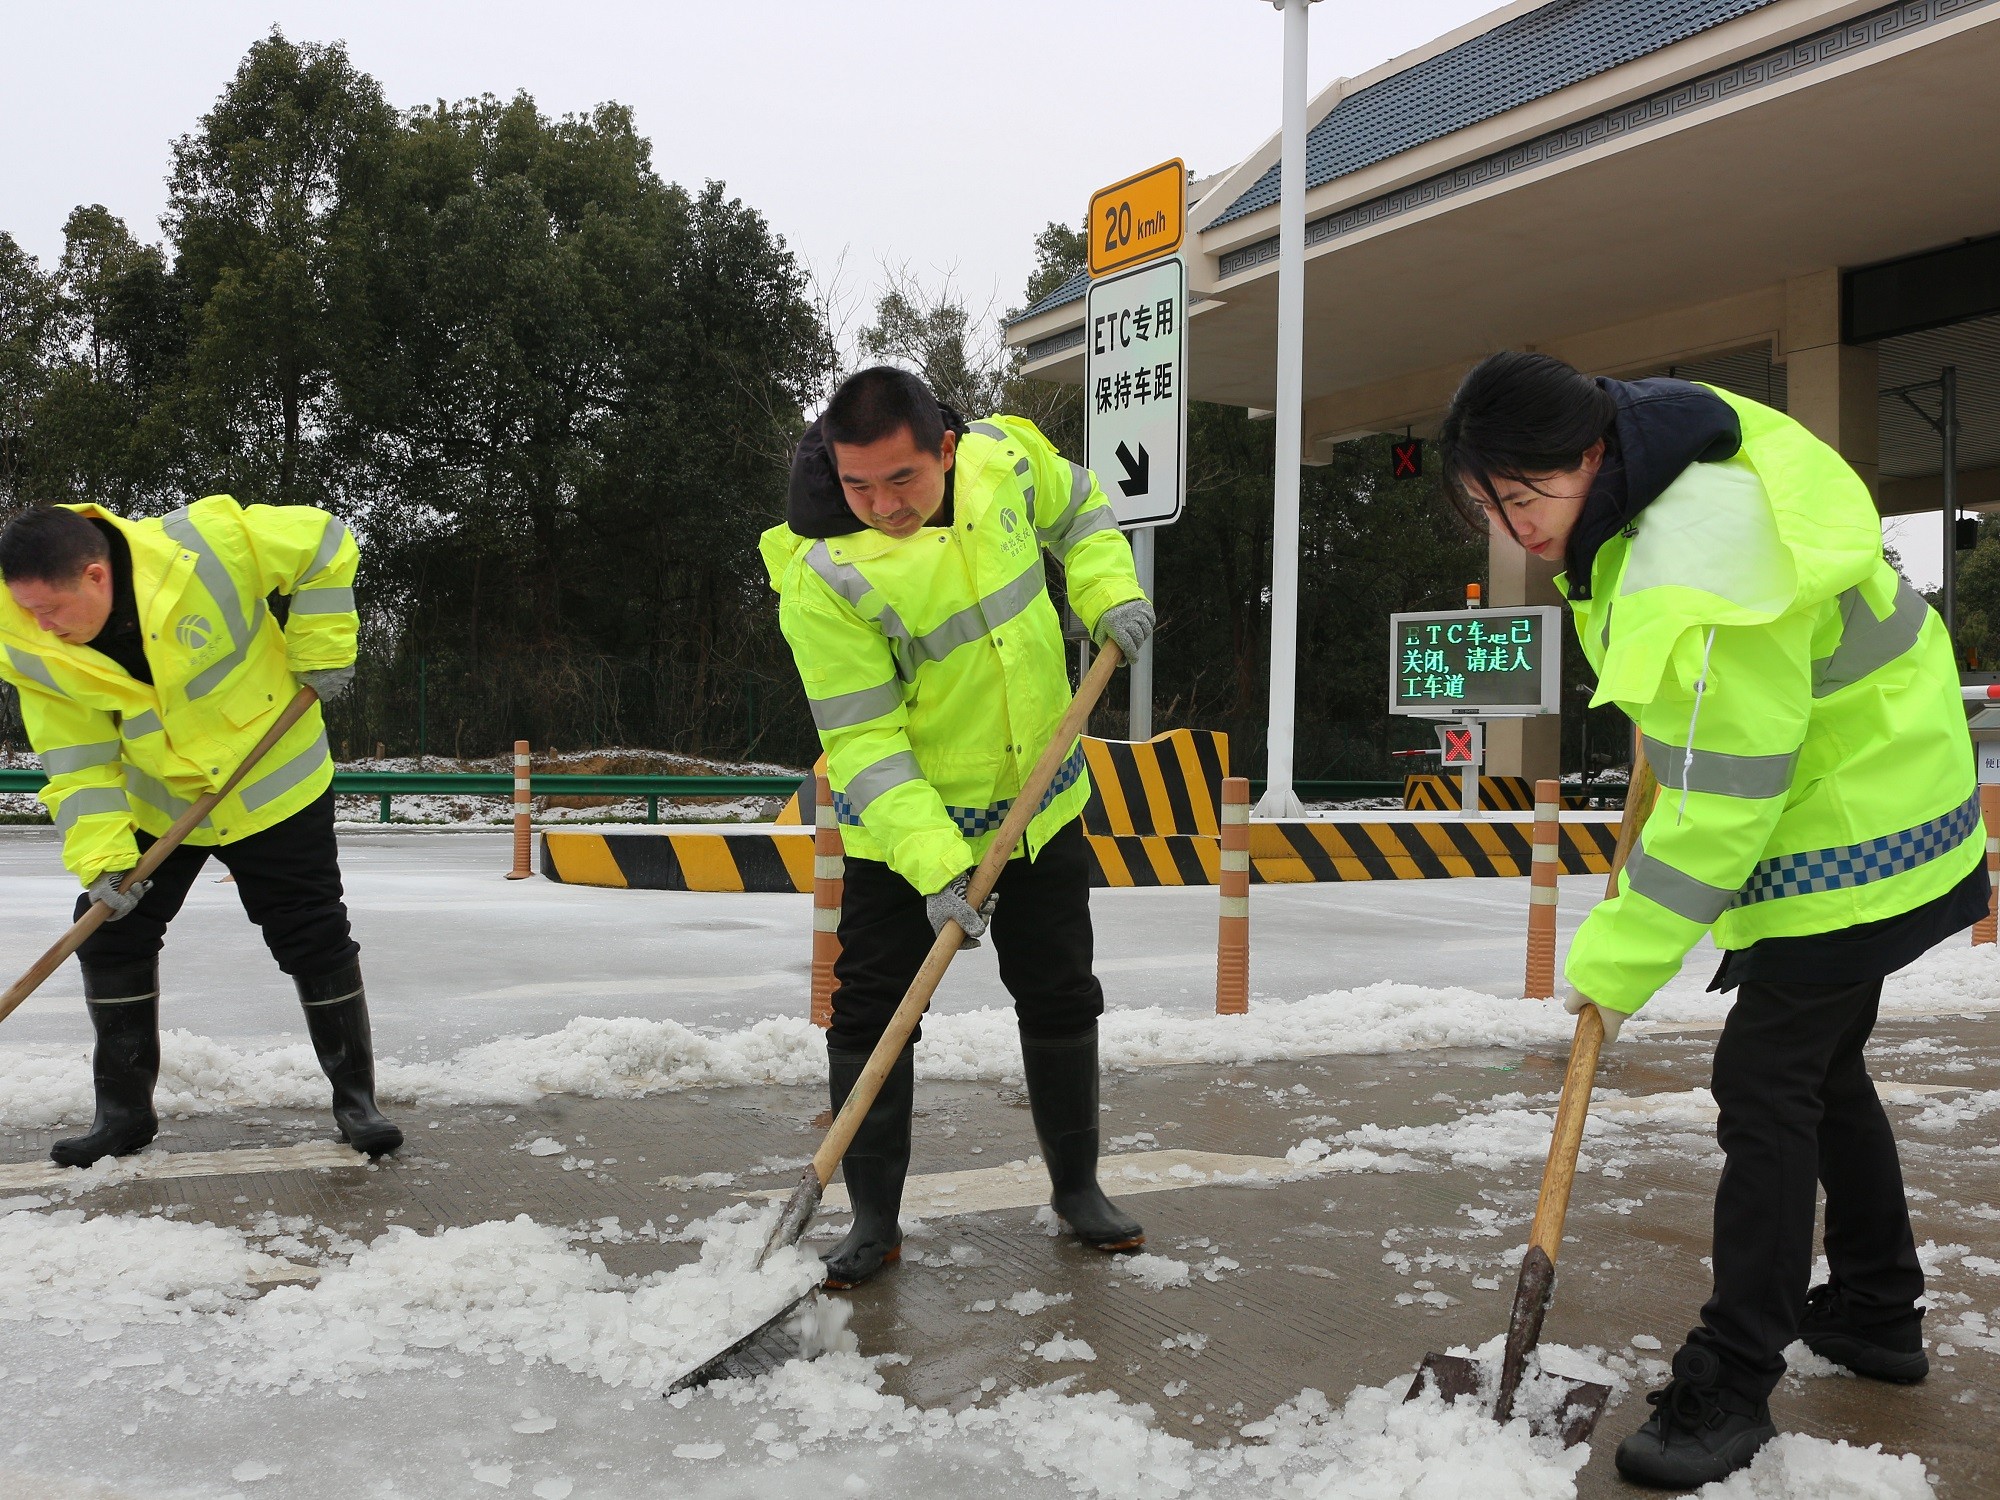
[0,1139,367,1193]
[745,1147,1295,1218]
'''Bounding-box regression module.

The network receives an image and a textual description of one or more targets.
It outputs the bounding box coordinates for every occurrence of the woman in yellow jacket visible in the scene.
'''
[0,499,401,1166]
[1439,352,1983,1489]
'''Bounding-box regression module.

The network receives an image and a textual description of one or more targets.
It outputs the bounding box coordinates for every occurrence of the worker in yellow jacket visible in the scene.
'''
[761,366,1153,1287]
[1439,353,1984,1489]
[0,499,402,1166]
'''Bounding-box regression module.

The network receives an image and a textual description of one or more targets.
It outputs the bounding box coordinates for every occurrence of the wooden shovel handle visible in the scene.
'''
[0,686,320,1026]
[1525,744,1659,1263]
[808,643,1125,1186]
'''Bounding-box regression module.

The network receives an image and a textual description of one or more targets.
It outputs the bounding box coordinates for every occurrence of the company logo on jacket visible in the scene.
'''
[174,614,213,651]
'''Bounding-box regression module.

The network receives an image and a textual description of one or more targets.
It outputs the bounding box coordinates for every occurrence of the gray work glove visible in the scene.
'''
[925,871,996,948]
[87,869,151,921]
[1093,600,1156,663]
[299,665,355,704]
[1563,987,1625,1043]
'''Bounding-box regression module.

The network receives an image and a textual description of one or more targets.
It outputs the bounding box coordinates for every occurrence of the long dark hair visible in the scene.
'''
[1435,352,1615,534]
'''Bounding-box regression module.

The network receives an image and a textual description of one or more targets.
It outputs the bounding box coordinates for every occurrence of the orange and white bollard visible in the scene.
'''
[1977,784,2000,946]
[505,740,533,880]
[811,756,843,1027]
[1524,777,1561,997]
[1216,776,1250,1015]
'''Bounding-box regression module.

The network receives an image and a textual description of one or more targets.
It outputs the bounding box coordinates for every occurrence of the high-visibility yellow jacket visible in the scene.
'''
[1564,387,1982,1012]
[0,497,357,885]
[759,415,1146,895]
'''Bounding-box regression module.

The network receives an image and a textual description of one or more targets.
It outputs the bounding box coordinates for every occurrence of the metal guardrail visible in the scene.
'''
[0,769,803,825]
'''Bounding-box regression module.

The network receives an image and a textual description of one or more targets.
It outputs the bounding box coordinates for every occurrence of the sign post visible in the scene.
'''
[1085,159,1187,740]
[1389,604,1562,818]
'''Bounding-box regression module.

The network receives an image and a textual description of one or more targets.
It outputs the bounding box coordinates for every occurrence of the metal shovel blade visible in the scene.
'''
[666,1286,819,1394]
[1404,1353,1609,1448]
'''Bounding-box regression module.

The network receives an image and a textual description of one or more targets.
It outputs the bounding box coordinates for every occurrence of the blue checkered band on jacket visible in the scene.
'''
[832,745,1087,834]
[1729,790,1981,908]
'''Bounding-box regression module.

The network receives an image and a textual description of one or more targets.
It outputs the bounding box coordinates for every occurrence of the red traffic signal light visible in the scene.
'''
[1390,437,1423,480]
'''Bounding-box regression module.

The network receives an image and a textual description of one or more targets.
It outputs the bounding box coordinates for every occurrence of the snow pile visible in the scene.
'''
[1284,1087,1717,1179]
[1694,1433,1934,1498]
[0,1208,296,1327]
[7,943,1996,1129]
[0,1204,821,1396]
[728,1353,1592,1500]
[0,982,1581,1128]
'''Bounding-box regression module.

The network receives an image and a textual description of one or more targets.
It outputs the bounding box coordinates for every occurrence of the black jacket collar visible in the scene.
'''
[1564,377,1742,600]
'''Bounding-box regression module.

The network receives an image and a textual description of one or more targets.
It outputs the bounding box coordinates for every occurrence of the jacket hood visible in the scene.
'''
[1565,377,1741,599]
[785,400,967,539]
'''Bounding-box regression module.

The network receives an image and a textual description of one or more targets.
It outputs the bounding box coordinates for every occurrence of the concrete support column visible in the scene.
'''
[1480,528,1568,780]
[1484,526,1563,780]
[1784,270,1879,495]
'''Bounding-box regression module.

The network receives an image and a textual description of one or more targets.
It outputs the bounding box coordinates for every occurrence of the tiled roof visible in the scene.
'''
[1210,0,1780,227]
[1013,269,1091,324]
[1006,0,1783,323]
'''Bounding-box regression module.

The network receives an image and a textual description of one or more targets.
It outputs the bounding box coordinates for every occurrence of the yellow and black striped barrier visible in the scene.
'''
[541,814,1620,892]
[1080,729,1229,836]
[541,829,815,893]
[1403,773,1539,812]
[1084,818,1618,886]
[539,725,1623,891]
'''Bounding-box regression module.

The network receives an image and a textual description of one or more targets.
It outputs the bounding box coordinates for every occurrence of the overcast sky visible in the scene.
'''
[4,0,1499,320]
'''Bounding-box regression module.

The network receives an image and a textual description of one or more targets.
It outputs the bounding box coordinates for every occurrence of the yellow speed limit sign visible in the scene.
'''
[1088,159,1186,278]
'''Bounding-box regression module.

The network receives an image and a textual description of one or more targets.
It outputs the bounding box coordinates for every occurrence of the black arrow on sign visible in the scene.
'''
[1113,440,1150,497]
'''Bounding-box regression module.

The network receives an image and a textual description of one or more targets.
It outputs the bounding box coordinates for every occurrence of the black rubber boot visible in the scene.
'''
[822,1045,913,1289]
[50,962,162,1168]
[1614,1344,1777,1489]
[297,962,403,1156]
[1019,1027,1144,1251]
[1799,1282,1929,1383]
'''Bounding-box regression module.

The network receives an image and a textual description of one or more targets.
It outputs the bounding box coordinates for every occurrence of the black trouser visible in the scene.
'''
[1690,974,1924,1398]
[74,789,359,979]
[829,817,1103,1053]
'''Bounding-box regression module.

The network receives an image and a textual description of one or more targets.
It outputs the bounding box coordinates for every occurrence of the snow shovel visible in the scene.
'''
[1405,748,1660,1446]
[668,641,1128,1392]
[0,685,322,1028]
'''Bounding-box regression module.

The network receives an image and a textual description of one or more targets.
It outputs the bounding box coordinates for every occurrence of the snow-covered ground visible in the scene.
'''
[0,828,1985,1498]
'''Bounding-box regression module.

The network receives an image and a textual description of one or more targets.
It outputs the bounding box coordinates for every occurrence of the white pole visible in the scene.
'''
[1128,527,1155,739]
[1256,0,1312,819]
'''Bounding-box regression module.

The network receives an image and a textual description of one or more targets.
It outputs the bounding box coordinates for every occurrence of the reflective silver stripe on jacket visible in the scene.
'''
[883,566,1046,677]
[161,508,268,699]
[239,727,330,812]
[807,679,904,732]
[53,785,129,832]
[1624,841,1737,925]
[1640,735,1798,800]
[804,541,874,610]
[4,644,66,697]
[967,421,1007,443]
[289,586,355,616]
[1036,462,1092,551]
[838,750,924,817]
[120,709,163,738]
[1813,580,1929,698]
[307,516,350,578]
[41,741,120,776]
[1045,506,1119,563]
[124,765,195,819]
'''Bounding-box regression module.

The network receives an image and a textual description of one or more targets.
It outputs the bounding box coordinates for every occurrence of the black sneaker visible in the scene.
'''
[1799,1283,1928,1384]
[1615,1345,1776,1490]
